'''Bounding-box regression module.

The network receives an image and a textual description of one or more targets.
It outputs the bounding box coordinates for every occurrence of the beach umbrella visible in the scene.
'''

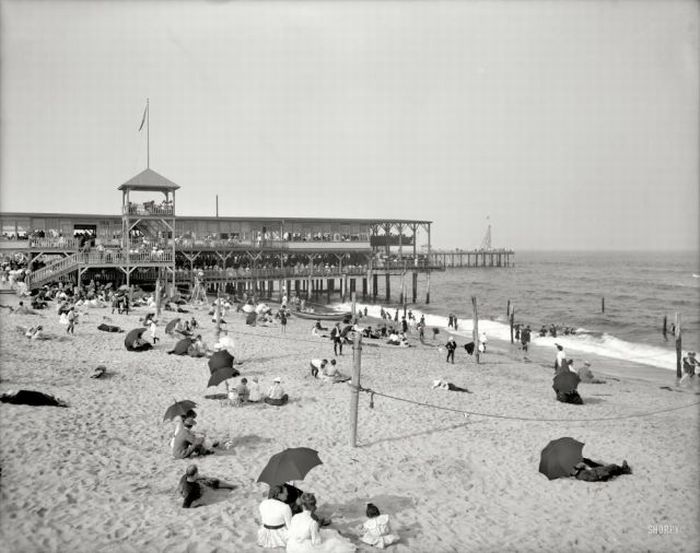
[539,437,585,480]
[553,371,581,395]
[208,350,235,374]
[124,327,147,349]
[208,366,240,387]
[169,337,193,356]
[163,400,197,422]
[165,318,181,335]
[257,447,323,487]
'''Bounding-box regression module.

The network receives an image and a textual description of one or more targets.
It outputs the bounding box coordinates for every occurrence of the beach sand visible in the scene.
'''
[1,293,698,553]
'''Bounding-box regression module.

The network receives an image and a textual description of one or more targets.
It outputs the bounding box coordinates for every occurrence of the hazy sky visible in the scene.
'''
[1,0,697,251]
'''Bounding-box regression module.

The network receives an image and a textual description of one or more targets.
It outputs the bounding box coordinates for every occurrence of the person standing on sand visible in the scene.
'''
[66,308,77,335]
[280,311,288,334]
[445,336,457,363]
[521,325,531,352]
[554,344,566,371]
[331,323,343,356]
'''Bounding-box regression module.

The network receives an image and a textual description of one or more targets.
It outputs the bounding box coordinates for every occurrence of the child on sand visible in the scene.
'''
[360,503,399,549]
[149,319,159,345]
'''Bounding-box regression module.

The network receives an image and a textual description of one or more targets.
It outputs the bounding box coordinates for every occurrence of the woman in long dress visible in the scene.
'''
[257,485,293,548]
[286,493,356,553]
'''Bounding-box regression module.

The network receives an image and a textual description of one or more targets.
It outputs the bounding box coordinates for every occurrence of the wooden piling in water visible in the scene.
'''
[675,312,682,380]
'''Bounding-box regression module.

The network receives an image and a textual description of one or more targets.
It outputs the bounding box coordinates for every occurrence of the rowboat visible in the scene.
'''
[293,310,351,321]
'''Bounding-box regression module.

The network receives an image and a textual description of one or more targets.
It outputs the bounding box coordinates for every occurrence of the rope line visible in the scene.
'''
[354,385,700,423]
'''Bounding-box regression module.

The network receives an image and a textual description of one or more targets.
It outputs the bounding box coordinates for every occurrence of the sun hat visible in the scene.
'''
[273,377,281,383]
[183,417,197,427]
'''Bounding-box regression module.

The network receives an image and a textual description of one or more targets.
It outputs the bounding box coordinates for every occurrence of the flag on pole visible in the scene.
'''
[138,102,148,131]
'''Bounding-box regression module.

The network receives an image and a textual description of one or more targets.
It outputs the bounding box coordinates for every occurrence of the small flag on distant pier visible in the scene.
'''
[138,101,149,131]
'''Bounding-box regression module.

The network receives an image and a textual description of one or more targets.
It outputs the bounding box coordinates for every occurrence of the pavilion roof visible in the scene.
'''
[117,168,180,191]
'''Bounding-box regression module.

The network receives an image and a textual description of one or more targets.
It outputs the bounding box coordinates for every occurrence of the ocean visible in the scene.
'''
[335,251,700,372]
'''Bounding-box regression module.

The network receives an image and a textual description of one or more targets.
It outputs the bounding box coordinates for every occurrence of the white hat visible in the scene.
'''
[273,377,281,383]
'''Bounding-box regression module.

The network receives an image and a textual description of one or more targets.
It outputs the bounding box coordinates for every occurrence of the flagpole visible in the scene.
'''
[146,98,150,169]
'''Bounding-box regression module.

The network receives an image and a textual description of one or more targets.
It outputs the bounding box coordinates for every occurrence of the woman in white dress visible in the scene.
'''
[286,493,356,553]
[258,485,293,548]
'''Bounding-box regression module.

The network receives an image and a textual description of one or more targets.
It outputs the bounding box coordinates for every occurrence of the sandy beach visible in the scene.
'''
[1,293,698,553]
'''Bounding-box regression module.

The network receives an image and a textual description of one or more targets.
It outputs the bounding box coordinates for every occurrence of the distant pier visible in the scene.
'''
[428,248,515,268]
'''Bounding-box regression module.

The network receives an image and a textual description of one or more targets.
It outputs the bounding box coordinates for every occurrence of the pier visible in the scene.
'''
[428,248,515,268]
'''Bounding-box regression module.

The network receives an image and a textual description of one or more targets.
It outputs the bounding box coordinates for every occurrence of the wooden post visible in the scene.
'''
[349,330,362,447]
[675,312,682,380]
[155,277,161,318]
[662,315,667,341]
[601,297,605,313]
[472,295,479,364]
[412,272,417,303]
[506,299,510,319]
[425,271,431,304]
[352,291,356,318]
[509,309,515,345]
[215,289,222,340]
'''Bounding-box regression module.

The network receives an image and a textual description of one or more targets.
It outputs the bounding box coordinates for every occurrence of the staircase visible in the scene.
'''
[27,253,84,289]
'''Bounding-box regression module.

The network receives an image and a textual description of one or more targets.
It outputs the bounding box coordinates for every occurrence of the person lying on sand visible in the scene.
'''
[431,379,472,393]
[178,464,236,508]
[571,458,631,482]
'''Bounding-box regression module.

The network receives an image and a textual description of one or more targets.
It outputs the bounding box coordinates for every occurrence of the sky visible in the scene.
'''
[0,0,698,251]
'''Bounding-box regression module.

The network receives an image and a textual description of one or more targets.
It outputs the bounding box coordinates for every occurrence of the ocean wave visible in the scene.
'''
[331,302,678,371]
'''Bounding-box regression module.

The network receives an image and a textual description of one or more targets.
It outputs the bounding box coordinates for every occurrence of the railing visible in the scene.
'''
[28,237,79,249]
[124,204,174,216]
[174,238,371,250]
[176,265,373,281]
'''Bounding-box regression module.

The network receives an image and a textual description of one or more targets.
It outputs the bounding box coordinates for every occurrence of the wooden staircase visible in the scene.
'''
[26,253,84,289]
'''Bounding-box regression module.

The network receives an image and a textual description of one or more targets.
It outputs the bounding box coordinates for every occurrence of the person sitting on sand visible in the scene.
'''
[386,331,401,345]
[258,484,293,548]
[264,377,289,406]
[247,377,262,402]
[431,379,472,393]
[571,458,632,482]
[215,329,235,355]
[309,359,328,378]
[172,417,214,459]
[236,377,250,403]
[286,493,356,553]
[321,359,350,383]
[178,463,236,508]
[681,351,697,381]
[187,335,209,358]
[578,361,605,384]
[359,503,400,549]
